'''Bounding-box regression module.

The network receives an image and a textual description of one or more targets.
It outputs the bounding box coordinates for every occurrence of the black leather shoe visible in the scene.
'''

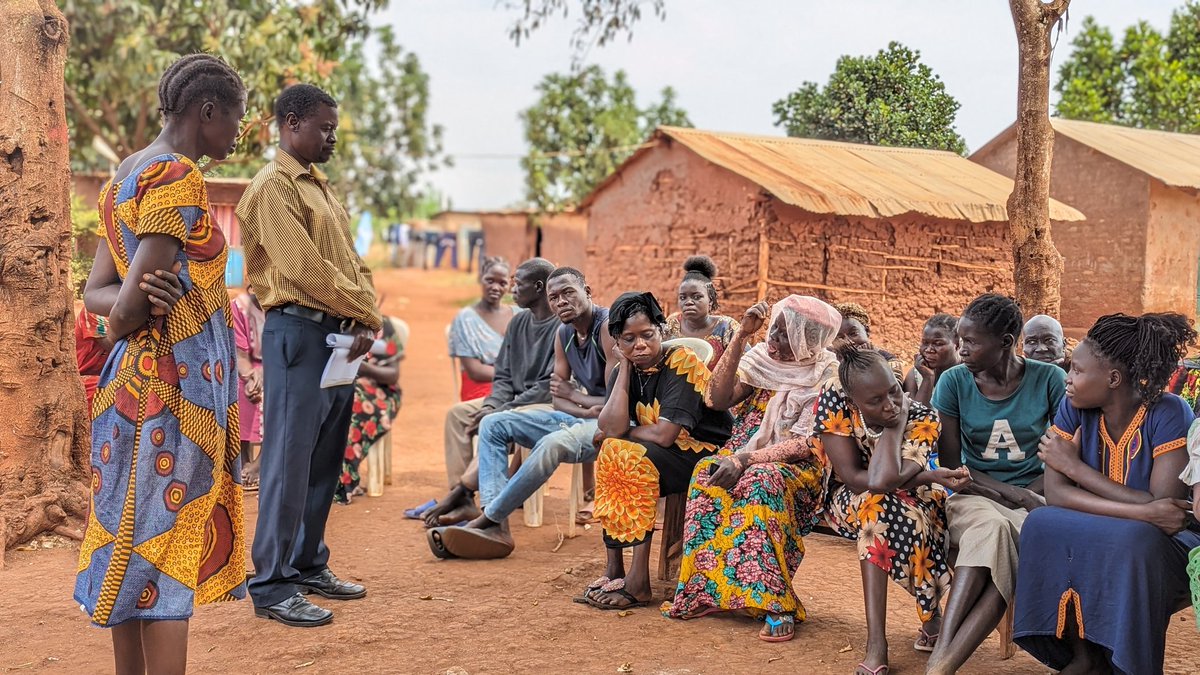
[254,593,333,628]
[297,569,367,600]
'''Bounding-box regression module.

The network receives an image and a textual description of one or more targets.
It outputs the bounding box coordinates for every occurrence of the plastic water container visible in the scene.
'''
[225,246,245,288]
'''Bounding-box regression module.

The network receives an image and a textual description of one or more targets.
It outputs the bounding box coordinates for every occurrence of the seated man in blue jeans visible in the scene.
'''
[436,267,612,559]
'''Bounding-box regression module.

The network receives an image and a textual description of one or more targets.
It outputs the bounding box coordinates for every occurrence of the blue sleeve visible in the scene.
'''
[1150,395,1195,458]
[1050,395,1080,439]
[931,367,960,419]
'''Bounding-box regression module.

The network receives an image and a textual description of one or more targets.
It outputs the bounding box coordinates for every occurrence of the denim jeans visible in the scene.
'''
[476,409,599,522]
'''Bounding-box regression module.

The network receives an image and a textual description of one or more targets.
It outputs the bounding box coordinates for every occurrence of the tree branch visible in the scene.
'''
[64,85,125,159]
[97,98,131,156]
[1043,0,1070,20]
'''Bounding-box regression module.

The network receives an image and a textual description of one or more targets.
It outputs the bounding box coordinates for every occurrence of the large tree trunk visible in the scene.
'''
[0,0,89,567]
[1007,0,1070,317]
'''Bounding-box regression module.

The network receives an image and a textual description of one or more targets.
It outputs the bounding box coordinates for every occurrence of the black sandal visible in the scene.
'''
[586,589,650,611]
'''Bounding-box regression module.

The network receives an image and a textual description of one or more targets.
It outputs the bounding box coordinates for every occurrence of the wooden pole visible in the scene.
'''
[757,231,770,302]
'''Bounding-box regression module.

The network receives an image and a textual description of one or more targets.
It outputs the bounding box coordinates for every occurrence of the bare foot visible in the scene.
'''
[241,459,260,487]
[436,503,481,526]
[423,487,471,528]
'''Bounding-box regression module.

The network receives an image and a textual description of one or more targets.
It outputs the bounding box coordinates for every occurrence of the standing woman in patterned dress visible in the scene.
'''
[75,54,248,675]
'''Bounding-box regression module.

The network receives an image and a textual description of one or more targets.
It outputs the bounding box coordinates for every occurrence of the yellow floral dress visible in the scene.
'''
[595,347,732,548]
[813,380,950,621]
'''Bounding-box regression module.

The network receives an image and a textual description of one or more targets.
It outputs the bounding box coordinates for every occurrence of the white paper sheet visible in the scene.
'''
[319,334,391,388]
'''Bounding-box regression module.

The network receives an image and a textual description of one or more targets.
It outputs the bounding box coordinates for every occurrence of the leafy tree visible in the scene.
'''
[520,65,690,210]
[772,42,967,154]
[1055,5,1200,133]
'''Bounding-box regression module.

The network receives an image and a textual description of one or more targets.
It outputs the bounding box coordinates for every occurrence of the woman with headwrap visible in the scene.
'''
[583,292,733,611]
[663,296,841,642]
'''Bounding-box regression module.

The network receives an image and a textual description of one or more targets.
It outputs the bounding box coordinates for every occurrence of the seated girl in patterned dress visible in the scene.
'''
[815,343,971,675]
[584,292,733,611]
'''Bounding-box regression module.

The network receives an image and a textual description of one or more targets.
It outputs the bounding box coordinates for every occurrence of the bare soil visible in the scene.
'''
[4,268,1198,675]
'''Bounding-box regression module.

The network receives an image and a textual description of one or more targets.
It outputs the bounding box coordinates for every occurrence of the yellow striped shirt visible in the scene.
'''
[236,149,381,330]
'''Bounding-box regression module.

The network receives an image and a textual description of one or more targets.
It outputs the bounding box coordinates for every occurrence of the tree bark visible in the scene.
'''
[0,0,89,564]
[1007,0,1071,317]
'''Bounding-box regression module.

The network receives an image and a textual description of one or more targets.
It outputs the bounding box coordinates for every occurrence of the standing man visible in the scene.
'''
[238,84,378,628]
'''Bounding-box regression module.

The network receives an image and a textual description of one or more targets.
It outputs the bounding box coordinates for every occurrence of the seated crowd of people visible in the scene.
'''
[408,253,1200,675]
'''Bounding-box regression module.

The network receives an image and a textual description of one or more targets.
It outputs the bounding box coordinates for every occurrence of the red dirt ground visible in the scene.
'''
[4,268,1199,674]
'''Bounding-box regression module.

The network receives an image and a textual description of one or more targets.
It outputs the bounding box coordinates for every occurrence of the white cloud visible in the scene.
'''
[375,0,1175,211]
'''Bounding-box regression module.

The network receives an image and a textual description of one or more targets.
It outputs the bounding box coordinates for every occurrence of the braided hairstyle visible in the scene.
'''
[681,255,719,310]
[832,340,889,393]
[157,54,244,119]
[478,256,509,279]
[1084,313,1197,405]
[835,302,872,335]
[962,294,1023,344]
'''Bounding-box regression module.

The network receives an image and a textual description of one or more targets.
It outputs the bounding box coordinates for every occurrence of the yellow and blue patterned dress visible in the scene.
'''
[74,154,247,626]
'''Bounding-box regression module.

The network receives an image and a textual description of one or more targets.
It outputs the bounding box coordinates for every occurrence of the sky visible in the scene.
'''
[374,1,1177,211]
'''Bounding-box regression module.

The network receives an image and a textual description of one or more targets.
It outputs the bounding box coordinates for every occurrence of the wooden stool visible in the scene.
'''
[998,602,1016,659]
[567,462,585,538]
[657,492,687,581]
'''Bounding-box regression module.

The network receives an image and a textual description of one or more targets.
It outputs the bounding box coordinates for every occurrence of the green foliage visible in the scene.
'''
[772,42,966,154]
[508,0,666,57]
[1055,7,1200,132]
[520,65,691,211]
[61,0,447,218]
[69,194,101,300]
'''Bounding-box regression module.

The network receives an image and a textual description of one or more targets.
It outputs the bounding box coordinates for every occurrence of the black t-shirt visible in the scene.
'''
[611,346,732,452]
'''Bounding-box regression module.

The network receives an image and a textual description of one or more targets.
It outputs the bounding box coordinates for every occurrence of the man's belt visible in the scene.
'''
[277,304,344,332]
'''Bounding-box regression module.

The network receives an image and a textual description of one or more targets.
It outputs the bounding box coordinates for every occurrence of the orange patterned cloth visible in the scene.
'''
[74,154,246,627]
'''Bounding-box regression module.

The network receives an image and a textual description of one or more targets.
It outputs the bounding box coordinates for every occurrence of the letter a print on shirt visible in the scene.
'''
[982,419,1025,461]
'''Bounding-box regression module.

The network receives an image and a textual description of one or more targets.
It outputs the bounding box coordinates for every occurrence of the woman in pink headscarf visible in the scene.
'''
[663,295,841,643]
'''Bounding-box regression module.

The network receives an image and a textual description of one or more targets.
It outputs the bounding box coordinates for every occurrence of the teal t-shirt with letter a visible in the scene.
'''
[931,358,1066,487]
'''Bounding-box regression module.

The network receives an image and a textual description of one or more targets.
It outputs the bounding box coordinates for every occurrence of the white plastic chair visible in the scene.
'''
[366,317,409,497]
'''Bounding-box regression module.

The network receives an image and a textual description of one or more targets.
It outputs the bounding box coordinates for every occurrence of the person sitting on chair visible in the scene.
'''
[430,267,613,559]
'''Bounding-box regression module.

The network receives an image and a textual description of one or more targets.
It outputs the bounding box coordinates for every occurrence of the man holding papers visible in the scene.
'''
[236,84,378,628]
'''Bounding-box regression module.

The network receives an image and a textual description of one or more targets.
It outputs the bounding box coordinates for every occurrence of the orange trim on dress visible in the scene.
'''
[1098,405,1147,485]
[1152,438,1187,458]
[1055,588,1085,640]
[1050,425,1075,442]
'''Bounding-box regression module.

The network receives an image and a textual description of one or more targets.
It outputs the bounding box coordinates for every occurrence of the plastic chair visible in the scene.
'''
[366,318,409,497]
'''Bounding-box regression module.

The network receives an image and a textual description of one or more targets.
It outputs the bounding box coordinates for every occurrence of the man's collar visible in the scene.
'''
[275,149,327,183]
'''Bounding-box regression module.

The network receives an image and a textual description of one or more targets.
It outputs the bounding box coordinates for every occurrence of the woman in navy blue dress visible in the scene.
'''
[1015,312,1199,675]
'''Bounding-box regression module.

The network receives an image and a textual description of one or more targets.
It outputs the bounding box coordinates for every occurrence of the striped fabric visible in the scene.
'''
[236,150,381,329]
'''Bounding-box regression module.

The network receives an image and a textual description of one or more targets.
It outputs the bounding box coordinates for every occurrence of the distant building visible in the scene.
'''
[973,118,1200,332]
[581,126,1082,350]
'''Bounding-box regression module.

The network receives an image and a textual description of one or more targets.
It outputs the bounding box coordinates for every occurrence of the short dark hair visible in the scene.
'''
[157,54,245,118]
[274,84,337,127]
[516,257,555,285]
[925,313,959,335]
[548,267,586,286]
[962,294,1023,341]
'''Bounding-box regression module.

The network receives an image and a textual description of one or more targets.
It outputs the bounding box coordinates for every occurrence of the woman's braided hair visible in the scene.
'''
[157,54,244,119]
[479,256,509,278]
[1085,312,1196,405]
[962,294,1023,342]
[832,339,888,393]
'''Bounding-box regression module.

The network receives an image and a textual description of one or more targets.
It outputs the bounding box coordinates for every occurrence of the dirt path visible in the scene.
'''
[4,268,1199,674]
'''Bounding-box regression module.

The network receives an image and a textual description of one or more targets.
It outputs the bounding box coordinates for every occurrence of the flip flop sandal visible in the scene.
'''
[678,605,724,621]
[758,614,795,643]
[914,627,939,652]
[426,527,457,560]
[440,526,514,560]
[404,499,438,520]
[855,664,889,675]
[586,589,650,611]
[572,576,611,604]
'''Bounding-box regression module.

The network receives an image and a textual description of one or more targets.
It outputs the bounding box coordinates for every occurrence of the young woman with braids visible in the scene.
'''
[925,294,1066,675]
[75,54,248,674]
[665,256,740,366]
[582,292,732,611]
[448,256,516,401]
[1014,313,1198,675]
[815,342,971,675]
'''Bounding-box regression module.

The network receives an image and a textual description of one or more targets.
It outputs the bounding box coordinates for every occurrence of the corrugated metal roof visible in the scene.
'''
[1048,118,1200,190]
[582,127,1084,222]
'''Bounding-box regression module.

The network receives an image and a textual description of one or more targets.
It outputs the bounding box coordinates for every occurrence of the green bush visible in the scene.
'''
[70,193,100,299]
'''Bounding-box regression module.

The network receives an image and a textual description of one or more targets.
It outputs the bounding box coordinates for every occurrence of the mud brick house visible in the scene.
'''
[430,209,587,271]
[581,127,1083,352]
[973,119,1200,333]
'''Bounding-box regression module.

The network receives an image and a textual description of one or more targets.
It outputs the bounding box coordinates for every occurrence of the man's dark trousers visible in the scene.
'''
[249,309,354,608]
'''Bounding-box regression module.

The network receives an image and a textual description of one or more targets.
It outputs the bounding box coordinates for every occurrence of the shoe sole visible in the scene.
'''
[253,607,333,628]
[298,585,367,601]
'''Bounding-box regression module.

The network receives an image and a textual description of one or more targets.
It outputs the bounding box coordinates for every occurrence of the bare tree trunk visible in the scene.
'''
[1007,0,1070,317]
[0,0,89,566]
